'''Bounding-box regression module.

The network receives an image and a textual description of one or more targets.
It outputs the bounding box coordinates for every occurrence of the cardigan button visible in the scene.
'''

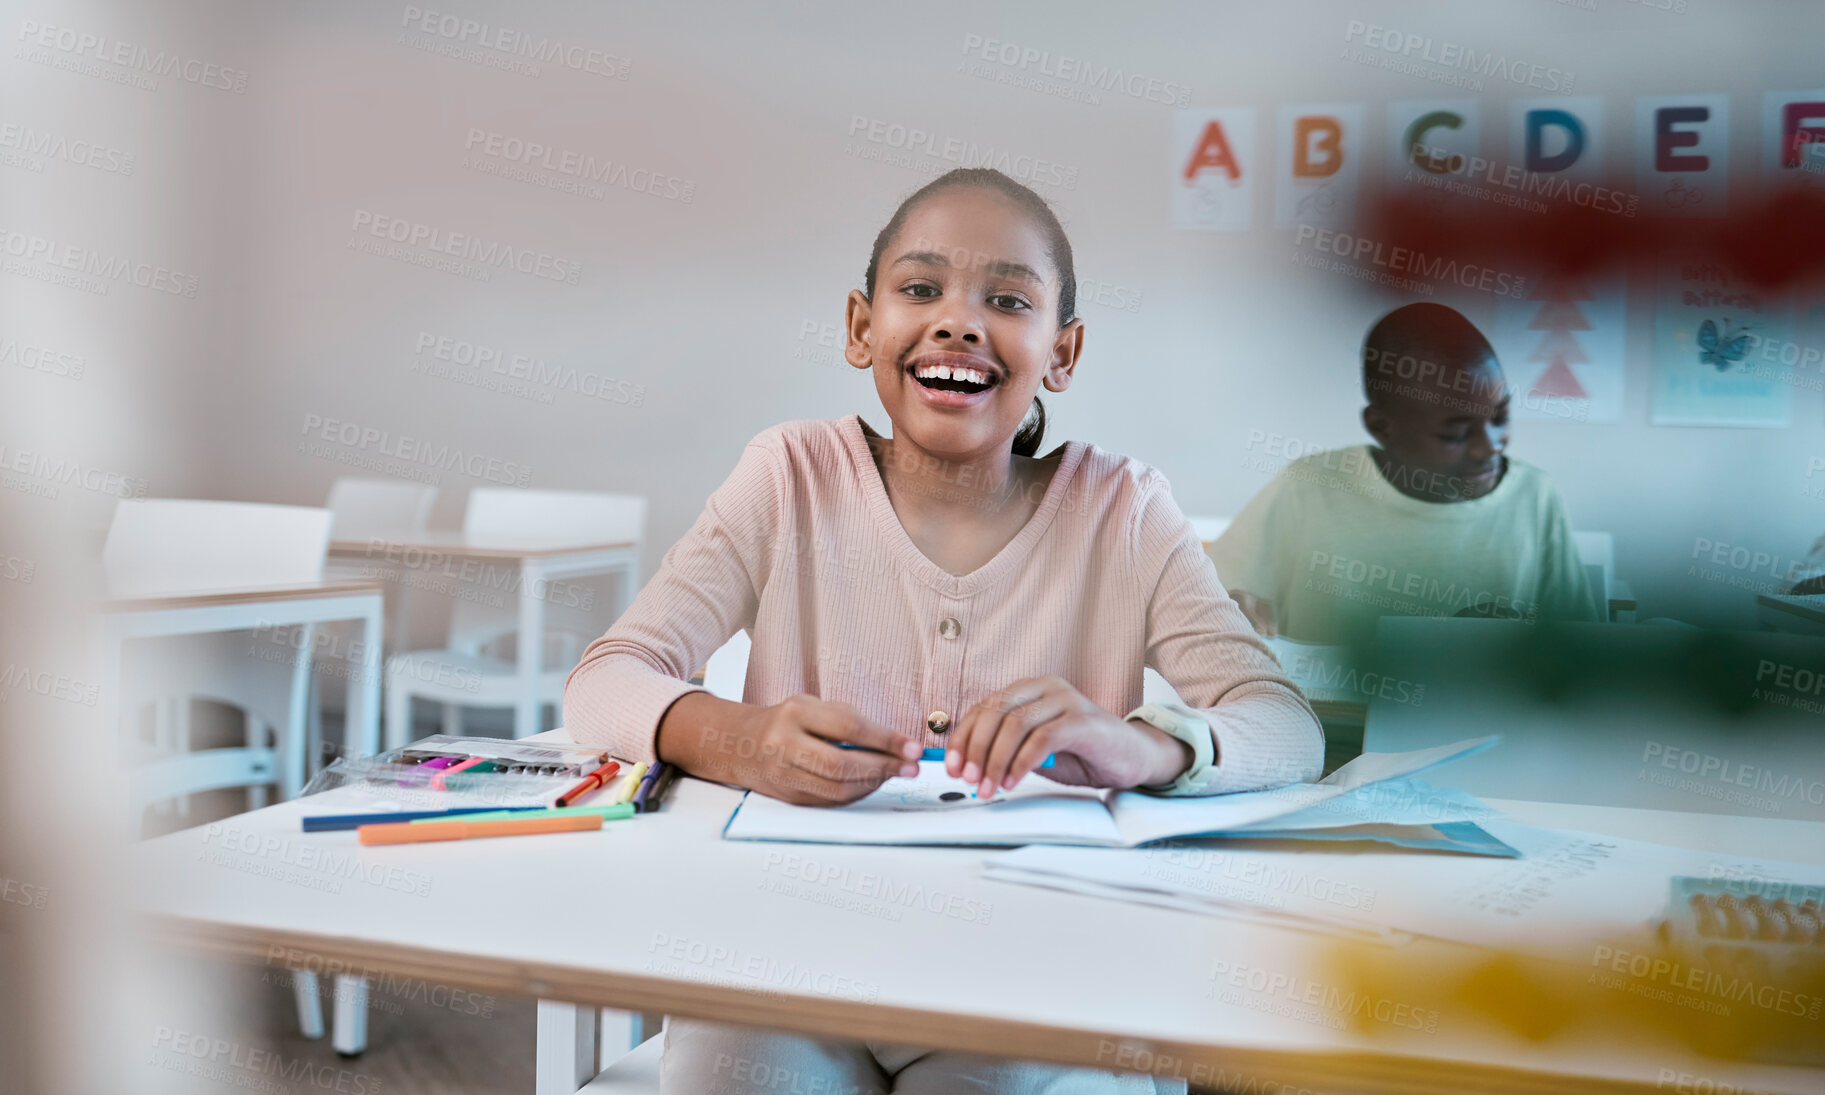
[926,710,952,734]
[938,617,961,640]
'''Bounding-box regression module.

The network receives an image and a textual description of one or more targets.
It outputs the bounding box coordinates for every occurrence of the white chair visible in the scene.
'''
[384,490,646,746]
[700,631,751,701]
[1187,515,1233,547]
[1573,530,1615,622]
[325,477,437,539]
[1141,666,1185,705]
[103,498,331,601]
[311,479,439,766]
[103,498,358,1048]
[105,499,333,811]
[577,1033,663,1093]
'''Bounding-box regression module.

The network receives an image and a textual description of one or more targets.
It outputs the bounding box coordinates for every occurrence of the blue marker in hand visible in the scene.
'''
[839,743,1055,768]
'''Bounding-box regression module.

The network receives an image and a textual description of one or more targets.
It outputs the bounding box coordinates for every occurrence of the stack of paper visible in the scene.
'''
[982,819,1825,949]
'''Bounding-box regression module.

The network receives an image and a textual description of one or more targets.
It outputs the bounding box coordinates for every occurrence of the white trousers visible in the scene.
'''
[660,1017,1189,1095]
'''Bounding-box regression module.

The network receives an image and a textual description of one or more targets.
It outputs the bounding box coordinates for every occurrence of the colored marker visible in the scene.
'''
[612,762,649,805]
[630,762,665,813]
[554,759,622,807]
[414,803,636,824]
[301,806,542,833]
[924,747,1054,769]
[837,743,1054,768]
[642,762,680,813]
[358,813,602,846]
[431,755,488,790]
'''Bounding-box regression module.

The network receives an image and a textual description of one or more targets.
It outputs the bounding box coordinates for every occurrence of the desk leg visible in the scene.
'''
[331,975,368,1055]
[619,554,641,618]
[600,1009,643,1059]
[516,561,546,739]
[535,1000,596,1095]
[293,970,325,1039]
[348,601,383,758]
[100,621,128,807]
[387,571,411,661]
[99,621,124,743]
[284,623,314,800]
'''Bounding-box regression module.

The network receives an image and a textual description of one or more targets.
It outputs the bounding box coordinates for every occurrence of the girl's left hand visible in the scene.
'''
[945,675,1194,797]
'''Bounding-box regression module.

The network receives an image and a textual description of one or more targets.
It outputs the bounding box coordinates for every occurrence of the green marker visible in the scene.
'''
[410,803,636,824]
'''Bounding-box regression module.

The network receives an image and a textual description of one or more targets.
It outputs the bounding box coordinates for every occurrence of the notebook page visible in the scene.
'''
[723,761,1121,846]
[1108,736,1501,846]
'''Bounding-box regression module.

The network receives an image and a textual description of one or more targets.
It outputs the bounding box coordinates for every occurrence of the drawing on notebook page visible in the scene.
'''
[868,765,1097,812]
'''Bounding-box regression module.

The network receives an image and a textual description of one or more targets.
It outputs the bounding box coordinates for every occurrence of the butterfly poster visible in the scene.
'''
[1650,251,1794,427]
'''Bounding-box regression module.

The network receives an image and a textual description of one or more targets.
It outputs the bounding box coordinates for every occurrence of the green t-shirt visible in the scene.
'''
[1208,445,1596,647]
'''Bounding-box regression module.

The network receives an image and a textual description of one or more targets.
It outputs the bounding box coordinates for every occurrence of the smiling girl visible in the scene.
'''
[565,168,1322,1092]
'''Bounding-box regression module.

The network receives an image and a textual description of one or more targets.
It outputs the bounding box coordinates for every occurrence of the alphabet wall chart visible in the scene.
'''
[1171,91,1825,427]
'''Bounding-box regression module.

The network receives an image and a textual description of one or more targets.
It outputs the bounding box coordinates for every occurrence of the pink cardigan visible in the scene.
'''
[563,415,1322,795]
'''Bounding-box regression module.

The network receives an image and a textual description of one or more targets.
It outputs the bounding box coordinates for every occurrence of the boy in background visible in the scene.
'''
[1210,302,1595,649]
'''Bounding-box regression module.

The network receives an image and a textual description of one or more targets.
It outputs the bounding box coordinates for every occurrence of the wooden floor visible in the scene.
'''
[213,952,538,1095]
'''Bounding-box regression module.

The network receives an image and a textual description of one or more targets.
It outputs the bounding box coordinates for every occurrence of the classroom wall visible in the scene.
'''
[16,0,1824,630]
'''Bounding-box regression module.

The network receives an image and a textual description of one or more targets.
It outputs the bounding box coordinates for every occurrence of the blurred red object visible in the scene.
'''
[1353,181,1825,291]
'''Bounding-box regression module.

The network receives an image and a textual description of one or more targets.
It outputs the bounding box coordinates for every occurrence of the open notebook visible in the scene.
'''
[723,736,1512,853]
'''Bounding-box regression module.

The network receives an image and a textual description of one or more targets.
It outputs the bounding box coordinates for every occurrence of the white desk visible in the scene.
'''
[100,580,386,766]
[327,534,640,740]
[130,742,1825,1095]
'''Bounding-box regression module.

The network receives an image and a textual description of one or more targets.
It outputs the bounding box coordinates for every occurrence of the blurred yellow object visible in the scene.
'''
[1324,878,1825,1067]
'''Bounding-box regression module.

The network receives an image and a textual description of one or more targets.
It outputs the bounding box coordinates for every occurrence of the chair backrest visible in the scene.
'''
[102,499,333,598]
[702,631,752,702]
[1141,666,1185,705]
[448,490,648,657]
[326,478,437,538]
[463,489,646,544]
[1573,530,1614,620]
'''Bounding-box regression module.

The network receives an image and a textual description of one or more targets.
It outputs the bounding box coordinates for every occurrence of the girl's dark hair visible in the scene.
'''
[862,168,1075,458]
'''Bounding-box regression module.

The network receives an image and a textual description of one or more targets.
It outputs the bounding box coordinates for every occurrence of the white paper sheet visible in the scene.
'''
[993,866,1413,945]
[983,818,1825,951]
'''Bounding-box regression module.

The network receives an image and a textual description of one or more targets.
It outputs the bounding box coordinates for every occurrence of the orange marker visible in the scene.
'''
[358,813,602,845]
[554,759,621,807]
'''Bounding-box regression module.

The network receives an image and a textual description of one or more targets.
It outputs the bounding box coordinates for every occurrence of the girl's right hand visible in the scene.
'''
[655,691,921,806]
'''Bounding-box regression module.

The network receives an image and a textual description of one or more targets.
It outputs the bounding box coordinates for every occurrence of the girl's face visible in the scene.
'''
[846,188,1083,460]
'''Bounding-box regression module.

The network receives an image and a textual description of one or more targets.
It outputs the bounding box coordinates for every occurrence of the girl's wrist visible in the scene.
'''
[655,691,753,778]
[1126,717,1195,787]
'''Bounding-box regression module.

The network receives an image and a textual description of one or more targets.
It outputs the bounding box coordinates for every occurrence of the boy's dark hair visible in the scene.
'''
[863,168,1076,457]
[1360,303,1500,405]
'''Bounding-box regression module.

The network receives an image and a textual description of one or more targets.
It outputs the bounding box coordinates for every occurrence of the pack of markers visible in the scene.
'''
[299,736,613,813]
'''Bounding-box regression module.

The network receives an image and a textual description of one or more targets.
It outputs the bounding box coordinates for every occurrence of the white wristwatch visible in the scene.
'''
[1124,701,1216,793]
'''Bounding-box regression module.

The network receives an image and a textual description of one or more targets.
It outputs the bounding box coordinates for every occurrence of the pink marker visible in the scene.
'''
[432,756,488,791]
